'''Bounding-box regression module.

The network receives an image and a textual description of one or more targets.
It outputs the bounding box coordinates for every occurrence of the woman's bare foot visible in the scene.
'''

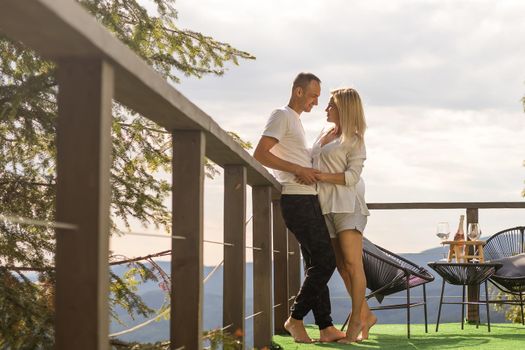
[284,317,313,343]
[337,320,362,344]
[319,326,346,342]
[360,313,377,340]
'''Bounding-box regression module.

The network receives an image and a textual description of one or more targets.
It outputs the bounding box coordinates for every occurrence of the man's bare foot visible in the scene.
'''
[337,320,362,344]
[360,312,377,340]
[319,325,346,342]
[284,317,313,343]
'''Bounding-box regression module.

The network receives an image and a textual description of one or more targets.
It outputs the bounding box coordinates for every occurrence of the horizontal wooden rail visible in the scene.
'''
[0,0,281,191]
[367,202,525,210]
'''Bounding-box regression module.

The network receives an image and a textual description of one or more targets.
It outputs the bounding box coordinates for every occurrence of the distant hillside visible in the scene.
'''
[111,244,508,346]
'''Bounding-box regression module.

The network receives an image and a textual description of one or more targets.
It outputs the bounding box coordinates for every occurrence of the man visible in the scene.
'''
[254,73,345,343]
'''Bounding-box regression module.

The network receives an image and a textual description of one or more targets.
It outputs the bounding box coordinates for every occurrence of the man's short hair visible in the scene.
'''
[292,72,321,91]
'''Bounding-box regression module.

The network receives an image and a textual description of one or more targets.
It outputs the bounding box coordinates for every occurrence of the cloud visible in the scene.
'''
[118,0,525,263]
[175,0,525,110]
[364,106,524,200]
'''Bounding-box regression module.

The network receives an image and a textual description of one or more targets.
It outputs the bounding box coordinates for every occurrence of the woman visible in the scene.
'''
[311,88,376,343]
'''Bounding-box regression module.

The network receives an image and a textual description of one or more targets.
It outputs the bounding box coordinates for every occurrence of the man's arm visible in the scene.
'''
[254,136,319,185]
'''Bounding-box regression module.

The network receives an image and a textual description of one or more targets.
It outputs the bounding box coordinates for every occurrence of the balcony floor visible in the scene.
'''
[273,323,525,349]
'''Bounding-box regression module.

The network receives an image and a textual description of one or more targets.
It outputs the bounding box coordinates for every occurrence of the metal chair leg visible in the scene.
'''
[485,282,491,332]
[520,292,525,326]
[406,275,411,339]
[436,279,445,332]
[423,284,429,333]
[407,275,411,338]
[341,313,350,332]
[461,285,465,330]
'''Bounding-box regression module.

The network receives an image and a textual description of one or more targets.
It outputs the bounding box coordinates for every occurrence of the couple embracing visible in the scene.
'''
[254,73,376,344]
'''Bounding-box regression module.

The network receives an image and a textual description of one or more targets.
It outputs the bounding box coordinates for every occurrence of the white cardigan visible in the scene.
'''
[312,133,370,216]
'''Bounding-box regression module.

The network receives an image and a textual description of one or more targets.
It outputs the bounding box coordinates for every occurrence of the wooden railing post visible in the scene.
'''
[272,199,288,334]
[171,131,205,350]
[288,232,301,309]
[466,207,480,324]
[55,59,113,350]
[252,186,273,348]
[223,165,247,346]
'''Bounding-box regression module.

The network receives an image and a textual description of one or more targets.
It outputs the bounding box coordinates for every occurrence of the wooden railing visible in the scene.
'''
[0,1,293,349]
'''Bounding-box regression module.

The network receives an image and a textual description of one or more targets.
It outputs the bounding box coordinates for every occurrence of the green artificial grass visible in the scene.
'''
[273,323,525,349]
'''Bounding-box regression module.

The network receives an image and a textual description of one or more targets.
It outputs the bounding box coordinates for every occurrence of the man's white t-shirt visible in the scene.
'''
[261,106,317,195]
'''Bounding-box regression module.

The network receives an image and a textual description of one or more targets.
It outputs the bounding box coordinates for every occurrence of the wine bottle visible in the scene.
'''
[450,215,465,262]
[454,215,465,241]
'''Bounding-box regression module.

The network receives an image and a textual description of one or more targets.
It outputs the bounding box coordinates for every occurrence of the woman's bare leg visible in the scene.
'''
[332,233,376,342]
[331,238,376,337]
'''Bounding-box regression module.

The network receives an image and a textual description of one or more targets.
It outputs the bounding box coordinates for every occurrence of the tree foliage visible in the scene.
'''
[0,0,253,348]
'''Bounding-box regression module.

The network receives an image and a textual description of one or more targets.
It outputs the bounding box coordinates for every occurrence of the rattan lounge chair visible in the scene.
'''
[484,226,525,325]
[342,239,435,338]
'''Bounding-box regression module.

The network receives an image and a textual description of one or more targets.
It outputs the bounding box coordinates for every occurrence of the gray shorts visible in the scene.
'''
[323,212,367,238]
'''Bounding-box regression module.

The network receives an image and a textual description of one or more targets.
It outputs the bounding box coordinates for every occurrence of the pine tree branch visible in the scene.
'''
[109,250,172,265]
[118,122,169,134]
[0,181,55,187]
[3,249,173,272]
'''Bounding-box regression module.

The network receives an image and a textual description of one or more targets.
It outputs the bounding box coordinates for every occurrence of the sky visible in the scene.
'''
[111,0,525,265]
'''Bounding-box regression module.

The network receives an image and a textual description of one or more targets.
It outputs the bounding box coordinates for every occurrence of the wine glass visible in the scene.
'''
[467,223,481,263]
[468,223,480,241]
[436,222,450,260]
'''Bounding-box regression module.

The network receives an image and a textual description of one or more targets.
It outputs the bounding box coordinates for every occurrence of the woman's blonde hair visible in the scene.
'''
[331,87,367,145]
